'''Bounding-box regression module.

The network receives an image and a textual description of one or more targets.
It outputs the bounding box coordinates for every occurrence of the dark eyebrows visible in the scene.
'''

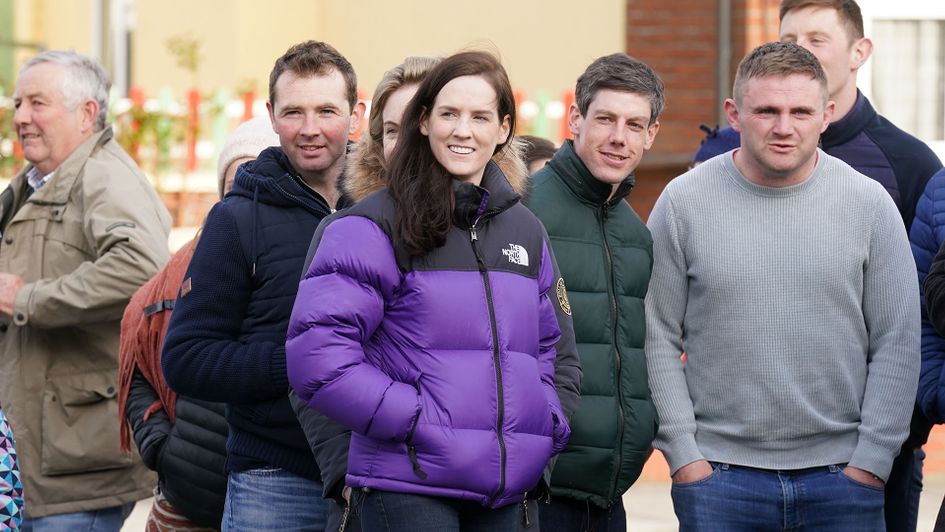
[750,105,816,114]
[751,105,779,114]
[433,104,496,116]
[593,109,648,124]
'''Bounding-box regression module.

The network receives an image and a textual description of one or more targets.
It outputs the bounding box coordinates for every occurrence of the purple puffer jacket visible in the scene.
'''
[287,163,570,508]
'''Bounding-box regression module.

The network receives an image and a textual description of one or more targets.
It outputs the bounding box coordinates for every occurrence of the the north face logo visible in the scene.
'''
[502,244,529,266]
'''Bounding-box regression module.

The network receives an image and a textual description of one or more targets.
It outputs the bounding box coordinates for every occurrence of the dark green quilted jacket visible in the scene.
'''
[525,140,658,507]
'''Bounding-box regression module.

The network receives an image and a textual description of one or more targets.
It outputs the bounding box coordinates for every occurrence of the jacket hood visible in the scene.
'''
[342,137,531,204]
[230,146,333,214]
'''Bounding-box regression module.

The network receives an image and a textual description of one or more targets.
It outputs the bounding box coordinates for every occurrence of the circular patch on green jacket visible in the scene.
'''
[556,277,571,316]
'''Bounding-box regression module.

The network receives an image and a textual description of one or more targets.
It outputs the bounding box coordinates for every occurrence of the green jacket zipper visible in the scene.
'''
[600,204,624,501]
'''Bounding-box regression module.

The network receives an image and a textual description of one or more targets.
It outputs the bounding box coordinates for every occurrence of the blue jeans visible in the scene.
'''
[222,467,326,531]
[671,463,884,531]
[20,503,134,532]
[539,496,625,532]
[355,489,519,532]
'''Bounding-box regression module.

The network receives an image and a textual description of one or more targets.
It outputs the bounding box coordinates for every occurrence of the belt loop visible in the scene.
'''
[828,464,841,473]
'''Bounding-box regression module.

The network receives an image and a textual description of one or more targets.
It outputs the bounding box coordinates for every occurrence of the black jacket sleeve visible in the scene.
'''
[125,370,171,472]
[290,213,352,502]
[162,203,289,403]
[541,226,582,421]
[290,390,350,502]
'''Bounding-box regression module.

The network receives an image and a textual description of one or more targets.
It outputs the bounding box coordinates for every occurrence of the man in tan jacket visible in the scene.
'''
[0,50,171,530]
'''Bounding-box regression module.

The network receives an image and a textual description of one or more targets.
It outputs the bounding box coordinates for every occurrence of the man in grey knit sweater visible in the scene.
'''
[646,41,919,531]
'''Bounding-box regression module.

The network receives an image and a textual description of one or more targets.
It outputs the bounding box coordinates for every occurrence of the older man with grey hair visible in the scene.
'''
[1,50,171,530]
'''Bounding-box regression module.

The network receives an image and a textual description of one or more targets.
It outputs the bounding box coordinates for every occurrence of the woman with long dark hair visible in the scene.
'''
[286,51,571,531]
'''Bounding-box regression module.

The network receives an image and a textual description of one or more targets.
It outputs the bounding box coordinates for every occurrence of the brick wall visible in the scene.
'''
[626,0,779,220]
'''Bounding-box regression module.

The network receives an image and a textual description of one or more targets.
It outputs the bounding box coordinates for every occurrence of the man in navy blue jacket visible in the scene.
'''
[695,3,942,530]
[162,40,364,531]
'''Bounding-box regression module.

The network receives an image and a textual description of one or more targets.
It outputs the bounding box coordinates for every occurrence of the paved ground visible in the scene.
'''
[122,474,945,531]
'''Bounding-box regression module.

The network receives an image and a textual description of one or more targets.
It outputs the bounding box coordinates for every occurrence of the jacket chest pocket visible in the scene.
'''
[2,203,93,281]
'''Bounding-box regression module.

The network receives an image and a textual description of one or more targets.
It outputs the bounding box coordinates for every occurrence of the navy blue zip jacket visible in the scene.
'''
[162,146,344,479]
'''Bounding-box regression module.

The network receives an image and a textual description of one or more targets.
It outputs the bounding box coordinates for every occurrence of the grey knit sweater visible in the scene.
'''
[645,150,920,481]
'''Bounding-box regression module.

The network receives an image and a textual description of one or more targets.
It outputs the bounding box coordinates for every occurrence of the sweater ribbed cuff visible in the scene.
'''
[660,433,704,475]
[848,438,896,482]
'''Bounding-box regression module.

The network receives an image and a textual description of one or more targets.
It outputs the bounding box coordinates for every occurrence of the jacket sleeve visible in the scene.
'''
[162,202,288,403]
[287,215,420,442]
[539,227,582,423]
[645,189,705,475]
[125,370,170,472]
[537,239,572,457]
[289,390,350,501]
[848,192,920,480]
[13,159,171,328]
[911,171,945,423]
[290,212,352,501]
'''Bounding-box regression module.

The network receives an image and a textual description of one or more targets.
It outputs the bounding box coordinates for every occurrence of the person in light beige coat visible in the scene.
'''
[0,50,170,529]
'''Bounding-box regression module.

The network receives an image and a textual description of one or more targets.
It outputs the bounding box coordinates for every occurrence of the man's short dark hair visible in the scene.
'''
[268,41,357,110]
[574,53,664,125]
[779,0,865,42]
[732,42,828,104]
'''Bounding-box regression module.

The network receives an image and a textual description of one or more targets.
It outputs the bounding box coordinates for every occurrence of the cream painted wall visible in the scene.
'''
[131,0,320,96]
[12,0,624,101]
[316,0,626,100]
[12,0,94,71]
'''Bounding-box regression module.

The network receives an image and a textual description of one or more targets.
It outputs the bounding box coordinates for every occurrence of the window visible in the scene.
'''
[871,19,945,140]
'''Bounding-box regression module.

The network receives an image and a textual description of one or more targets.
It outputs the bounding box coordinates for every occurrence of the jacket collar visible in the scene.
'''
[452,160,520,229]
[230,146,345,215]
[13,127,113,206]
[820,90,875,149]
[547,139,635,207]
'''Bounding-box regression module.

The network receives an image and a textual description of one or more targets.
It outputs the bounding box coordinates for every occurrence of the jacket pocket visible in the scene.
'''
[41,371,133,475]
[405,374,427,479]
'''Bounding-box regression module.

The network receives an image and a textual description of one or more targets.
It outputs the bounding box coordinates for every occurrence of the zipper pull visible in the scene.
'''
[470,226,478,242]
[408,445,428,479]
[521,498,531,528]
[339,502,351,532]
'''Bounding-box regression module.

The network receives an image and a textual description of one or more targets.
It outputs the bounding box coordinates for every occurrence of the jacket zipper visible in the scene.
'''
[471,223,508,505]
[600,204,624,500]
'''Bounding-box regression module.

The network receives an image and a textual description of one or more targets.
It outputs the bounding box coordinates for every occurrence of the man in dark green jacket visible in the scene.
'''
[526,53,662,532]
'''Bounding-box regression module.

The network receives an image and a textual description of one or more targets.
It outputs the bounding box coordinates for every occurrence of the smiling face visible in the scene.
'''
[267,69,363,185]
[13,62,97,175]
[725,73,834,187]
[569,89,659,187]
[382,83,419,162]
[419,75,510,185]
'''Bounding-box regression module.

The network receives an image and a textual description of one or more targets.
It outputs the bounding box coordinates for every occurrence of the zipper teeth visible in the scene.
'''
[471,225,507,504]
[601,206,624,498]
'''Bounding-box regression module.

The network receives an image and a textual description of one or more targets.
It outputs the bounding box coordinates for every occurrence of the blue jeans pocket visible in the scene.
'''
[671,463,724,488]
[837,469,885,493]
